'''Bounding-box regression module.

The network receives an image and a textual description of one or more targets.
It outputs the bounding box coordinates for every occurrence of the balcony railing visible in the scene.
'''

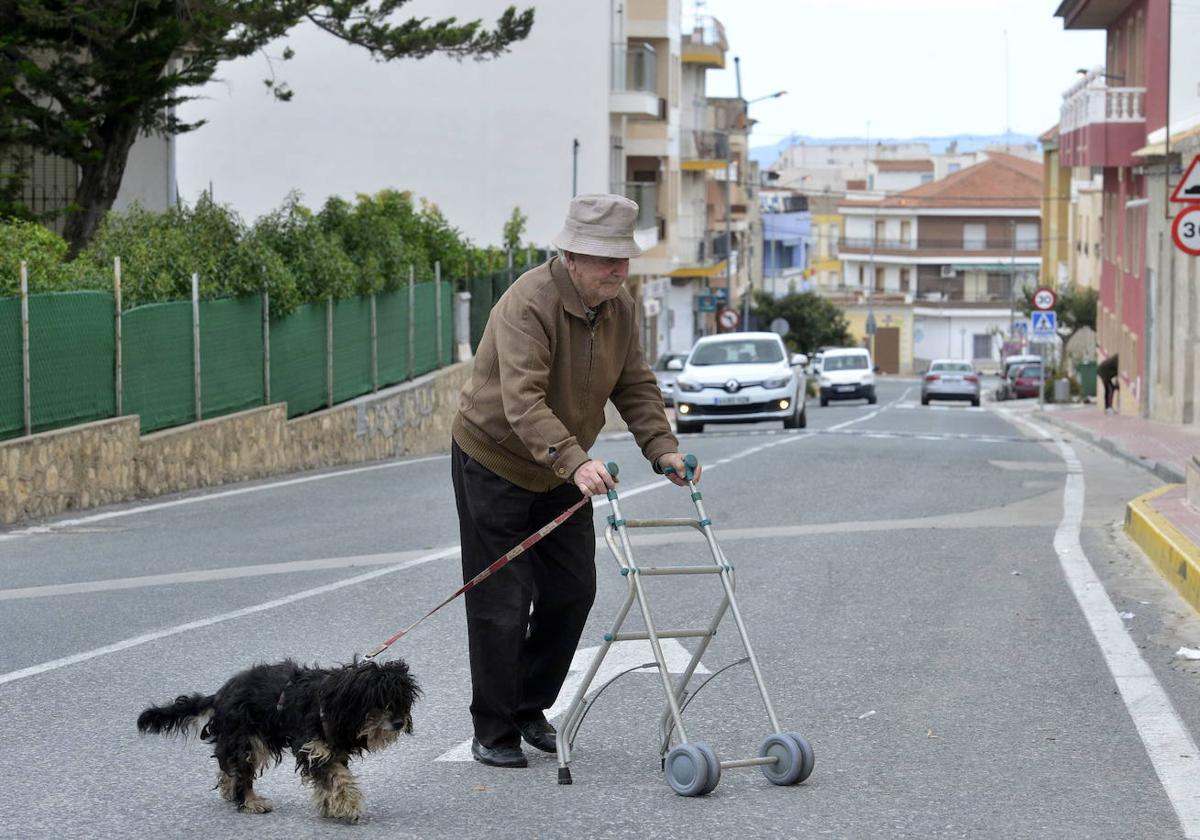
[682,129,729,163]
[612,43,657,94]
[619,182,659,231]
[1060,68,1146,133]
[683,14,727,50]
[841,238,916,251]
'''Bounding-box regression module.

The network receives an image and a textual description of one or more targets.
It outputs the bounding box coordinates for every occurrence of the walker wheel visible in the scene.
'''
[758,732,815,786]
[664,743,714,797]
[697,743,721,795]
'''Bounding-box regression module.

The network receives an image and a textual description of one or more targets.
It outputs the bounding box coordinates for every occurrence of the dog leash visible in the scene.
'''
[364,495,591,661]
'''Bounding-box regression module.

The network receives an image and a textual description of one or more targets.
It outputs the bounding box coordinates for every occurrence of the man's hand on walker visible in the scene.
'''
[658,452,701,487]
[573,460,616,497]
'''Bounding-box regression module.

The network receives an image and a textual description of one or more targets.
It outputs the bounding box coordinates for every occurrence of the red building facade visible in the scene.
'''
[1056,0,1168,412]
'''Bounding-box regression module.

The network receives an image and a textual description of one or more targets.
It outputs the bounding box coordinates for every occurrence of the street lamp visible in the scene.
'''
[731,66,787,331]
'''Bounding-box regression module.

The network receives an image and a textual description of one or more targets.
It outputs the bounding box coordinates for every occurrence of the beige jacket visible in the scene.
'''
[453,257,678,491]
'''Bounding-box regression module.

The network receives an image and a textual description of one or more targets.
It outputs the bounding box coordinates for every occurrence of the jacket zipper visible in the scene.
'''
[584,320,596,413]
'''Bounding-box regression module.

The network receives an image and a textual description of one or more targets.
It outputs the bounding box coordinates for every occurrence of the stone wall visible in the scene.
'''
[0,363,471,527]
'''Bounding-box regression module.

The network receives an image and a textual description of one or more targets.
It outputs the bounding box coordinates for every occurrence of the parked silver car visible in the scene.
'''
[921,359,981,406]
[654,352,689,407]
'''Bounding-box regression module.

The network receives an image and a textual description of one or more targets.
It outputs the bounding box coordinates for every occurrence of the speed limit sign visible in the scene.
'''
[718,307,740,330]
[1173,206,1200,256]
[1033,287,1057,311]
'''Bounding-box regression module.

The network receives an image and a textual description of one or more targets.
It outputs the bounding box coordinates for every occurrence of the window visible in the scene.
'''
[874,267,885,291]
[948,163,961,174]
[1016,223,1038,250]
[963,224,986,250]
[972,334,992,359]
[858,265,865,286]
[900,268,911,291]
[691,339,784,365]
[900,220,912,244]
[986,273,1012,300]
[920,174,933,184]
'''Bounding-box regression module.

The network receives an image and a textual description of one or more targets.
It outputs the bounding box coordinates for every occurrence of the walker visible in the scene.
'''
[555,455,815,796]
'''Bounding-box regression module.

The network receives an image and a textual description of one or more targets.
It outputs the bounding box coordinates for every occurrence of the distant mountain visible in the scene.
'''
[750,133,1041,168]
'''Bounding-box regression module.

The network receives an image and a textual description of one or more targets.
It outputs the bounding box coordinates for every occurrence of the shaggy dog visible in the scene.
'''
[137,658,419,821]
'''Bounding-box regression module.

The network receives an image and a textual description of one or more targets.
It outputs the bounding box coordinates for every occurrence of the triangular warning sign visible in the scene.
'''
[1170,155,1200,203]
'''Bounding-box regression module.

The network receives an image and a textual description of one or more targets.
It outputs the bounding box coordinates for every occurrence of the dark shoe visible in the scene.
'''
[517,718,557,753]
[471,738,527,768]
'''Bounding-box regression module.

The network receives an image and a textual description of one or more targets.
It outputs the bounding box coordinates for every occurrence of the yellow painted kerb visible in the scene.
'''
[1125,484,1200,615]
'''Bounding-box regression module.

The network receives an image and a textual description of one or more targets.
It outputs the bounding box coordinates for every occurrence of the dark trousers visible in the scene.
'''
[1103,375,1117,410]
[450,441,596,748]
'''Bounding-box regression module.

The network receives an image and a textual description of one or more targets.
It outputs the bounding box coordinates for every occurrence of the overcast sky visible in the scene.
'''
[696,0,1104,144]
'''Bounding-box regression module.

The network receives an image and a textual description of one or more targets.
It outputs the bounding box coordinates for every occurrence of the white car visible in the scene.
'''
[817,347,876,406]
[673,332,808,434]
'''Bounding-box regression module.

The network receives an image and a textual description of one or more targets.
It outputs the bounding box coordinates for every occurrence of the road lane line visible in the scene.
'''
[0,547,459,687]
[1005,411,1200,838]
[0,455,449,542]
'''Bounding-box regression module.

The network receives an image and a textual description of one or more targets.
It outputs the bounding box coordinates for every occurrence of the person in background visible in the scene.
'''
[1098,353,1119,414]
[449,194,700,768]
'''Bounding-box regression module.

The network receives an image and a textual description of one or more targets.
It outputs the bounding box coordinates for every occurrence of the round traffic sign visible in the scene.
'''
[1033,287,1057,311]
[1172,205,1200,256]
[718,307,739,330]
[769,317,790,337]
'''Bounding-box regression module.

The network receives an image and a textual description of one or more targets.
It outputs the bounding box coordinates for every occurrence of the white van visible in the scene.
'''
[816,348,875,406]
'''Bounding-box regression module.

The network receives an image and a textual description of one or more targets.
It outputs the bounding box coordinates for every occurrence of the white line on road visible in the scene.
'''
[0,406,895,686]
[1004,410,1200,839]
[0,546,460,687]
[0,454,449,542]
[436,638,709,762]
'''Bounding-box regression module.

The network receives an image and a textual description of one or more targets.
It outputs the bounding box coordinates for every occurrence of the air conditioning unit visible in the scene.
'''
[939,265,957,279]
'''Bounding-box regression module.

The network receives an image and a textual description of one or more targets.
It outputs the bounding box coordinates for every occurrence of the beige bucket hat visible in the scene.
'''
[552,193,643,258]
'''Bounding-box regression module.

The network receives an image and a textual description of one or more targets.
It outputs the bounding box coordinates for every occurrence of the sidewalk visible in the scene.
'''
[1036,403,1200,615]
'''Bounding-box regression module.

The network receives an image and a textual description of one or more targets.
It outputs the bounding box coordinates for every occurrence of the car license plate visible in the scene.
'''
[944,376,961,383]
[714,396,751,406]
[835,385,855,392]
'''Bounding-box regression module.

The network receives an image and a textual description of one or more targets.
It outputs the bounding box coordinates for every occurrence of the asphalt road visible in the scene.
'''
[2,378,1198,840]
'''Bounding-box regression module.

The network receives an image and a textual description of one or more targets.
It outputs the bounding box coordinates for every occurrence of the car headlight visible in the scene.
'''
[676,378,702,393]
[762,375,791,389]
[818,376,831,386]
[862,374,874,384]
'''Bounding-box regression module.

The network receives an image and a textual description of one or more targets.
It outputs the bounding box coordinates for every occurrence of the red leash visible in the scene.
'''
[364,496,591,660]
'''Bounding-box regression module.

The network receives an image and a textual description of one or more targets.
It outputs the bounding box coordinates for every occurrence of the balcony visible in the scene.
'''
[610,44,662,119]
[625,0,669,38]
[619,181,662,250]
[668,232,727,279]
[838,237,1040,259]
[682,15,727,68]
[1059,69,1146,167]
[682,129,729,171]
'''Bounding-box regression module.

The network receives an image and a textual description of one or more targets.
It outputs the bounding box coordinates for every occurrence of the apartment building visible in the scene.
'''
[838,154,1043,372]
[760,188,810,298]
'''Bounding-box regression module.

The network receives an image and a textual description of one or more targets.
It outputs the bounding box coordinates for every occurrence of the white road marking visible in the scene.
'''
[0,454,449,542]
[0,546,460,687]
[1004,410,1200,839]
[435,639,708,762]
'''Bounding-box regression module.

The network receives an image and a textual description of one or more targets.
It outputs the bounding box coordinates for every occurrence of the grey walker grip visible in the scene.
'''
[606,461,620,501]
[664,453,698,482]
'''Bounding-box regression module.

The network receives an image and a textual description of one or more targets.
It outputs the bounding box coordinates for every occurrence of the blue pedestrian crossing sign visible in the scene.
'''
[1031,310,1057,341]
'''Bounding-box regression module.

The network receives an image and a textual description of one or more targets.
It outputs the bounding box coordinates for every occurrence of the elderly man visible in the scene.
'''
[450,194,700,768]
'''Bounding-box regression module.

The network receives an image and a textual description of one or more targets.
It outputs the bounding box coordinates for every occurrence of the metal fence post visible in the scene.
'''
[114,257,123,417]
[191,272,202,421]
[407,265,415,380]
[326,296,334,408]
[370,292,379,392]
[507,249,514,287]
[454,290,473,362]
[435,261,443,368]
[19,261,31,437]
[262,291,271,405]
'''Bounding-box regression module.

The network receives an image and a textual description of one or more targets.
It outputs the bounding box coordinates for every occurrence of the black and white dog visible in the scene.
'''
[137,658,419,821]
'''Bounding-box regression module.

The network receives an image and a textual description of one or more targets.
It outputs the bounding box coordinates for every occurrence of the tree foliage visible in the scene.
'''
[0,1,534,253]
[751,291,852,354]
[1018,284,1098,348]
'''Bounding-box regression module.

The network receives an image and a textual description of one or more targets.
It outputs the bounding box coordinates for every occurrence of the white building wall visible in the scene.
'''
[114,133,174,212]
[913,309,1012,368]
[176,0,612,243]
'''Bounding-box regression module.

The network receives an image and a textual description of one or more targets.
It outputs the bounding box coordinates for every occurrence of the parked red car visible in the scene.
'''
[1009,364,1044,399]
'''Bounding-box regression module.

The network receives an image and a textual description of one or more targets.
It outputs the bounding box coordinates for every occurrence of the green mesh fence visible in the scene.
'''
[270,301,327,418]
[410,282,440,377]
[0,298,24,440]
[124,301,195,433]
[199,297,265,420]
[28,292,116,434]
[333,297,372,403]
[376,291,409,387]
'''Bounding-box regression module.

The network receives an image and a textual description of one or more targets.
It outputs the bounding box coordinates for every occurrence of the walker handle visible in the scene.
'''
[606,461,619,479]
[662,453,698,482]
